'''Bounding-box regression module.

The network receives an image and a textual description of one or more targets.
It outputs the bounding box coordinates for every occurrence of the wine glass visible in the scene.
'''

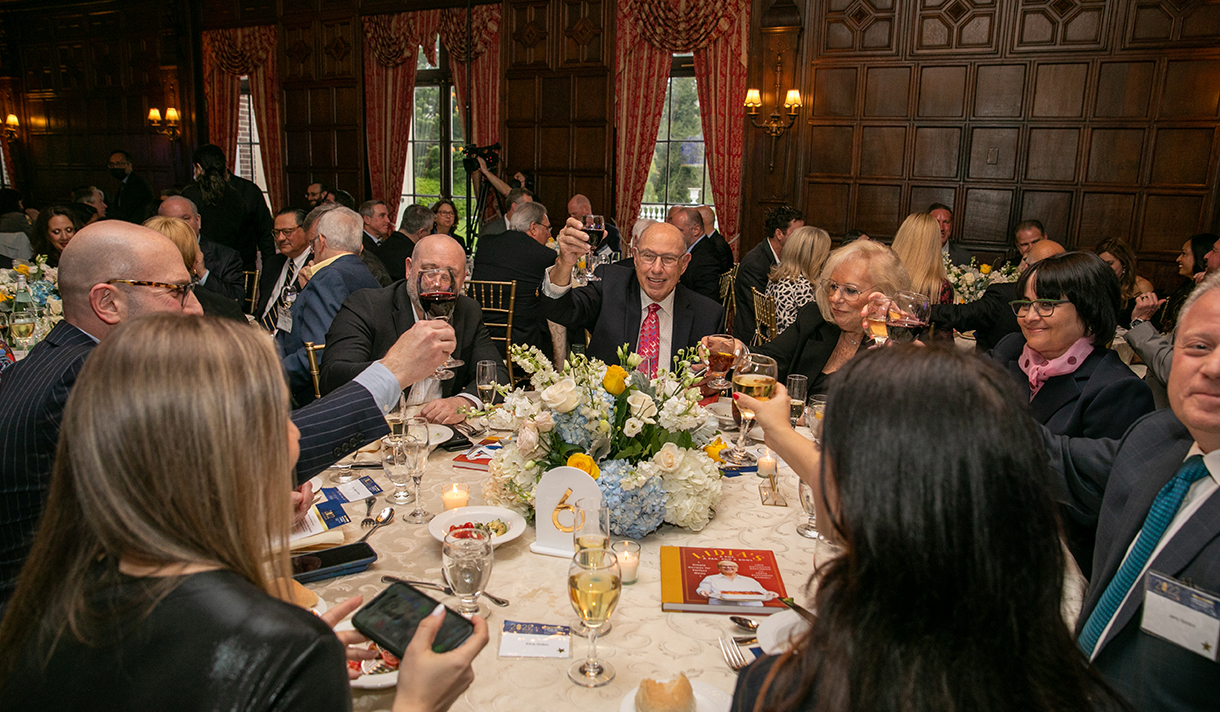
[886,290,931,344]
[381,436,416,505]
[402,417,433,523]
[796,480,821,540]
[571,497,613,638]
[581,215,606,282]
[417,267,460,380]
[476,360,498,407]
[805,394,826,445]
[443,527,493,618]
[722,354,778,465]
[702,334,741,391]
[864,293,891,347]
[567,548,621,687]
[9,309,35,351]
[786,374,807,427]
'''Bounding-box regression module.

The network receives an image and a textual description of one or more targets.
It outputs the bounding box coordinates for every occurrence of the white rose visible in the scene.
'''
[964,272,976,284]
[654,442,684,473]
[540,377,581,413]
[517,424,540,457]
[533,410,554,432]
[627,392,658,421]
[661,380,680,398]
[623,417,644,437]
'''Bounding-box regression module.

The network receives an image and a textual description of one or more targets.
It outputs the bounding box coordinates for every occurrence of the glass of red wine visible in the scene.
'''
[886,290,931,344]
[582,215,605,282]
[417,267,461,380]
[702,334,741,391]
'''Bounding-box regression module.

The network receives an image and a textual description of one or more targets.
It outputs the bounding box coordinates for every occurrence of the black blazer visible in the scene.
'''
[756,301,856,395]
[930,280,1020,352]
[363,232,414,283]
[110,172,155,224]
[1047,410,1220,711]
[199,238,246,304]
[709,230,734,273]
[255,252,288,319]
[319,280,507,400]
[733,241,777,339]
[945,241,973,267]
[471,230,557,358]
[538,263,724,366]
[680,237,724,303]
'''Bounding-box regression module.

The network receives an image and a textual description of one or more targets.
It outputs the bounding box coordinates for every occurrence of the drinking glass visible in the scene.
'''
[417,268,460,379]
[571,498,613,637]
[476,360,498,407]
[567,548,621,687]
[805,394,827,446]
[886,290,931,344]
[786,374,808,427]
[385,396,406,438]
[443,527,493,618]
[329,462,355,485]
[796,480,821,540]
[381,436,416,505]
[402,417,433,523]
[702,334,742,391]
[9,309,35,351]
[864,293,891,346]
[581,215,606,282]
[723,354,779,465]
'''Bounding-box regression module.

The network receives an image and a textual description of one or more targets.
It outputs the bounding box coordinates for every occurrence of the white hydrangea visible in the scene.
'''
[660,448,722,531]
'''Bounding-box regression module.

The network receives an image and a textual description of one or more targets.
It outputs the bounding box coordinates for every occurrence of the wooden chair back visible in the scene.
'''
[751,287,777,346]
[242,270,260,315]
[719,265,737,333]
[465,279,518,383]
[304,341,324,400]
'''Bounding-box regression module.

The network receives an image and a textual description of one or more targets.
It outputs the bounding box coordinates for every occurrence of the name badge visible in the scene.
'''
[1140,571,1220,662]
[276,307,293,334]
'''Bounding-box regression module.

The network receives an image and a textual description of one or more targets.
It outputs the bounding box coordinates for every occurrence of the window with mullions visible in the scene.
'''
[641,54,712,223]
[399,39,472,237]
[233,76,271,211]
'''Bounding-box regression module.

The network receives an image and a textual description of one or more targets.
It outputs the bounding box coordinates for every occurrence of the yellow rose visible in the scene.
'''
[567,453,600,480]
[979,263,992,275]
[13,264,30,276]
[603,365,628,396]
[704,437,728,463]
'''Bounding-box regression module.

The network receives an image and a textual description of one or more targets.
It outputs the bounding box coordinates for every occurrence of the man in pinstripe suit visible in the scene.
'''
[1046,272,1220,711]
[0,222,455,603]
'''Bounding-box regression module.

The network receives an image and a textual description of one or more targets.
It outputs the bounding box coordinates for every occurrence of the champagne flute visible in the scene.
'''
[886,290,931,344]
[476,360,498,407]
[805,394,826,446]
[385,394,406,437]
[703,334,741,391]
[723,354,778,465]
[571,498,613,637]
[567,548,621,687]
[581,215,605,282]
[786,374,808,427]
[417,268,460,380]
[402,417,433,523]
[443,527,493,618]
[381,436,416,505]
[796,480,821,540]
[864,293,891,346]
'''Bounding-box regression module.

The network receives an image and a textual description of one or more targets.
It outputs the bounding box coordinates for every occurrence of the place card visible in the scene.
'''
[529,467,601,557]
[289,499,350,542]
[321,476,384,503]
[498,621,571,658]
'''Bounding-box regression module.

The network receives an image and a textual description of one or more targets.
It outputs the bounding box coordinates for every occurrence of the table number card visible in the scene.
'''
[529,466,601,557]
[498,621,572,658]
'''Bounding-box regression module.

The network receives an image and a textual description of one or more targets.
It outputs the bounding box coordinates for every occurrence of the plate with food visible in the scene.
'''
[619,674,731,712]
[428,505,527,547]
[334,620,399,690]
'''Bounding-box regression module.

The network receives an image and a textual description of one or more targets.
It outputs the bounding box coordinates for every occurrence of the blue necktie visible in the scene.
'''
[1078,454,1211,657]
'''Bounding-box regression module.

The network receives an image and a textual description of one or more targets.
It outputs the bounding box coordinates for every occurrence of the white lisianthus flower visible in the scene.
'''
[623,417,644,437]
[654,442,684,472]
[540,377,581,413]
[627,392,659,422]
[533,410,554,432]
[626,352,643,369]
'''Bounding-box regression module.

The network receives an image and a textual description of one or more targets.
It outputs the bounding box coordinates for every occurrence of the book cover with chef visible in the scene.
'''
[660,546,788,614]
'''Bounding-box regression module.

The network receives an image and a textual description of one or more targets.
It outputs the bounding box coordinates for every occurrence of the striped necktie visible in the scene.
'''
[261,260,299,332]
[1077,454,1211,657]
[638,303,661,377]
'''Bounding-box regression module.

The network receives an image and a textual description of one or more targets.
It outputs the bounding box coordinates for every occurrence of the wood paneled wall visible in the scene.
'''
[741,0,1220,290]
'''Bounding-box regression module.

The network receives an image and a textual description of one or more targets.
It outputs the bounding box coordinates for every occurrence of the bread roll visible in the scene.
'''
[635,673,696,712]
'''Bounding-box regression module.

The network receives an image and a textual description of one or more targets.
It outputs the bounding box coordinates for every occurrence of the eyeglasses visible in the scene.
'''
[533,222,552,233]
[821,280,870,300]
[271,227,300,237]
[436,210,456,216]
[106,279,197,307]
[106,161,130,168]
[635,251,682,267]
[1009,299,1070,317]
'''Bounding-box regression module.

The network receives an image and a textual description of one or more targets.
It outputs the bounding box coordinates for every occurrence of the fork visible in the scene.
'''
[718,635,749,672]
[360,497,378,528]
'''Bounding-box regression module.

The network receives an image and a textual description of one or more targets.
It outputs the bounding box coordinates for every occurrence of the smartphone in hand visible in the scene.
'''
[352,581,475,658]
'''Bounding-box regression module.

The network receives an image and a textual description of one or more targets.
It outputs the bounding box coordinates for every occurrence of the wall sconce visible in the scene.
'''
[3,114,18,142]
[745,55,802,172]
[148,107,180,141]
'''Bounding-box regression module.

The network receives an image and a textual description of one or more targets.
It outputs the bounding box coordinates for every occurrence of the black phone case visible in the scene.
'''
[352,582,474,658]
[439,431,473,451]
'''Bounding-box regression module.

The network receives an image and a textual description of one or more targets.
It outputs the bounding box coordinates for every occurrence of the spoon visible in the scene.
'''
[730,616,759,632]
[381,574,511,608]
[442,568,511,608]
[357,507,395,543]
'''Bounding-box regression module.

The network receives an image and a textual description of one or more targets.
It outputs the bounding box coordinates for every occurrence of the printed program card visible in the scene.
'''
[289,499,351,542]
[321,476,384,503]
[498,621,572,658]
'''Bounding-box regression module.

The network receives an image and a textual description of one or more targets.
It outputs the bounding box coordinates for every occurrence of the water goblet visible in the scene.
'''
[381,436,416,505]
[805,394,827,446]
[567,548,621,687]
[443,527,493,618]
[796,480,821,540]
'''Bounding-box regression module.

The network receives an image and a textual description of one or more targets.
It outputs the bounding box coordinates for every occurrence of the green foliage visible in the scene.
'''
[644,75,707,206]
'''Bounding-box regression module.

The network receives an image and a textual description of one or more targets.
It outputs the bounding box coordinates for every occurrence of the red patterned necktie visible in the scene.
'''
[638,303,661,377]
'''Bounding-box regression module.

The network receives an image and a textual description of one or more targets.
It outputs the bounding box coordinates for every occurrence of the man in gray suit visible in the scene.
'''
[1047,271,1220,710]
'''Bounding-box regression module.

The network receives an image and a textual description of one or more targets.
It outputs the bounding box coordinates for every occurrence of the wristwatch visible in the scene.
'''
[1130,318,1148,329]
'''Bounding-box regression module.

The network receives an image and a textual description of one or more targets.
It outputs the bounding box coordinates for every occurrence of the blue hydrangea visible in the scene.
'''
[29,281,55,308]
[553,409,593,451]
[598,459,666,539]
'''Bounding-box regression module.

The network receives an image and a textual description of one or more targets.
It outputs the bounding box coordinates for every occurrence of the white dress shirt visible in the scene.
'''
[542,268,676,369]
[403,302,482,410]
[261,251,312,320]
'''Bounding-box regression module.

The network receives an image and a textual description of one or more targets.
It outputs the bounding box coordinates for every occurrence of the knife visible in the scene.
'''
[779,597,818,626]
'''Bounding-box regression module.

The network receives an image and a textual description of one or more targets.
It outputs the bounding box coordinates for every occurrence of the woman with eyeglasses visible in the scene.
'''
[991,251,1153,573]
[430,198,462,242]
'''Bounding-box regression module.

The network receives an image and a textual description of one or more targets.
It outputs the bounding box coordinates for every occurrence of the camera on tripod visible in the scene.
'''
[460,143,500,174]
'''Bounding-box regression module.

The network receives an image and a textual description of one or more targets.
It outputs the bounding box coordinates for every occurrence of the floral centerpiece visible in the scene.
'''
[0,256,61,314]
[943,253,1019,303]
[482,344,722,539]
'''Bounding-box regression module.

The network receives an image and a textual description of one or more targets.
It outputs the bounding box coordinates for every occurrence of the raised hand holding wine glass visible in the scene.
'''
[416,267,461,380]
[723,354,779,465]
[581,215,606,282]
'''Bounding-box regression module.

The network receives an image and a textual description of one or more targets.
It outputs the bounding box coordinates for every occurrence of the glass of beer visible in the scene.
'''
[723,354,778,465]
[567,548,621,687]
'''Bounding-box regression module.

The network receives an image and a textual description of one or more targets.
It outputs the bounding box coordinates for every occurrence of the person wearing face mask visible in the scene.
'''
[106,150,155,224]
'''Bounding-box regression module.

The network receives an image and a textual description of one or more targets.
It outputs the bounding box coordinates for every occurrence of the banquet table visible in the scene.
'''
[305,433,834,712]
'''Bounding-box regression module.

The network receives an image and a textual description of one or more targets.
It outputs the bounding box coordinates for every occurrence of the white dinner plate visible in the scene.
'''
[619,680,732,712]
[334,620,399,690]
[755,608,810,655]
[381,424,454,453]
[310,596,328,616]
[428,506,527,547]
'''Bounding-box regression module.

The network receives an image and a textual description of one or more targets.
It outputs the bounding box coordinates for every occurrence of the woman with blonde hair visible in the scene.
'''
[143,215,246,322]
[765,226,832,334]
[891,212,953,305]
[0,315,488,710]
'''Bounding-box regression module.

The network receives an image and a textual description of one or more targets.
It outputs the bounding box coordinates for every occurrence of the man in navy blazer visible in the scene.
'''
[158,195,245,304]
[278,206,381,405]
[1046,273,1220,711]
[539,220,724,369]
[0,220,457,603]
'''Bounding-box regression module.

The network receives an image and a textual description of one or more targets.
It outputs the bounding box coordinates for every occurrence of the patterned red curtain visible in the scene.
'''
[363,11,442,205]
[614,6,670,242]
[202,26,285,210]
[441,6,501,148]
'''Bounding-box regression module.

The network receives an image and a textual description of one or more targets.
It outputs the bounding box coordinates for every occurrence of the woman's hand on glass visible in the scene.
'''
[735,383,792,436]
[393,604,490,712]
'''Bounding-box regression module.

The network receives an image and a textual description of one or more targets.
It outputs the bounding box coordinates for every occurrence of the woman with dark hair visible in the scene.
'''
[732,347,1127,712]
[1153,233,1217,332]
[430,198,462,241]
[29,206,84,267]
[180,143,272,270]
[1094,238,1154,324]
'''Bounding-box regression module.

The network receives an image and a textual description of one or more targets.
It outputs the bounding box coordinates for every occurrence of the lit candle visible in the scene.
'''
[757,449,777,477]
[442,483,469,510]
[612,540,641,584]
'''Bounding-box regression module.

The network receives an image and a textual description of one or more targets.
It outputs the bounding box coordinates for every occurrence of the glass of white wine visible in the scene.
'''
[476,360,497,406]
[401,417,433,523]
[567,548,621,687]
[723,354,778,465]
[865,293,891,347]
[443,527,493,618]
[786,374,807,427]
[570,497,613,637]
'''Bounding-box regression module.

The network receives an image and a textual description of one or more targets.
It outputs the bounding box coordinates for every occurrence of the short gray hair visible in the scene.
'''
[400,204,434,234]
[159,195,199,218]
[813,240,911,323]
[1177,270,1220,332]
[358,200,386,218]
[303,202,340,236]
[314,206,363,253]
[509,202,547,232]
